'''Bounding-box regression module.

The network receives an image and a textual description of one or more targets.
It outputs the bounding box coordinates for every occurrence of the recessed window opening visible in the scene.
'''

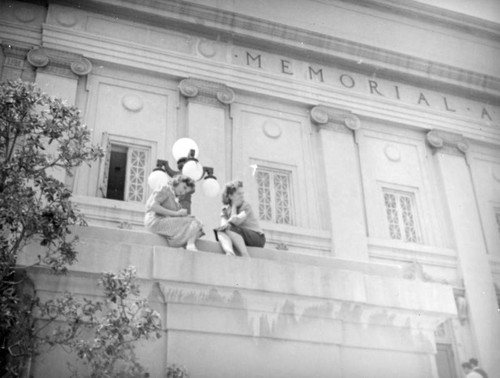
[383,189,421,243]
[256,167,294,225]
[106,145,128,200]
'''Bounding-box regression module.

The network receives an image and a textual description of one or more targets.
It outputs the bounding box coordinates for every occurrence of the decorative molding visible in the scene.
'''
[275,242,289,251]
[384,144,401,162]
[426,130,470,162]
[13,6,37,23]
[85,0,500,100]
[0,43,33,81]
[27,46,92,78]
[310,106,361,130]
[310,106,361,141]
[55,9,79,27]
[402,260,450,285]
[1,42,30,69]
[121,94,144,112]
[178,78,235,106]
[197,39,217,58]
[262,120,282,139]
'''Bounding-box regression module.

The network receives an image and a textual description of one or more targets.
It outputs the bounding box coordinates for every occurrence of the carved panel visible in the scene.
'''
[179,78,235,107]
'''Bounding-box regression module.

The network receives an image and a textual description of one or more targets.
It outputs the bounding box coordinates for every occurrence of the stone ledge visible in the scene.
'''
[72,225,400,277]
[18,225,456,316]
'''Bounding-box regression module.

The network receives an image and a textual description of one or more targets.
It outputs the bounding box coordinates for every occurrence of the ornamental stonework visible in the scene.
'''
[27,47,92,78]
[426,130,470,160]
[310,105,361,135]
[1,43,33,81]
[179,78,235,107]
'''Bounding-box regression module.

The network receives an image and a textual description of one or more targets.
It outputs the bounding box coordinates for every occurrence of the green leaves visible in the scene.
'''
[0,79,104,376]
[0,80,103,273]
[37,266,162,378]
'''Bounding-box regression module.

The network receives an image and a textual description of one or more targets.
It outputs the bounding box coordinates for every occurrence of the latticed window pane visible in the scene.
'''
[274,173,291,224]
[256,167,293,225]
[400,196,417,242]
[384,192,401,240]
[256,171,272,221]
[127,149,147,202]
[383,189,419,243]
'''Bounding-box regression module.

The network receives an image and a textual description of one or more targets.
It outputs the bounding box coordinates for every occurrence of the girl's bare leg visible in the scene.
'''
[226,230,249,257]
[217,232,236,256]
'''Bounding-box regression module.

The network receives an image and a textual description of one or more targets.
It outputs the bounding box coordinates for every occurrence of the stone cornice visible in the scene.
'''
[40,25,500,146]
[349,0,500,40]
[178,78,235,107]
[51,0,500,101]
[27,46,92,78]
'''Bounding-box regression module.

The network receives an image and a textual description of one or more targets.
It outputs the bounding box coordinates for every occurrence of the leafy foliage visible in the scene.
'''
[0,80,102,273]
[0,79,103,376]
[166,364,190,378]
[37,266,162,378]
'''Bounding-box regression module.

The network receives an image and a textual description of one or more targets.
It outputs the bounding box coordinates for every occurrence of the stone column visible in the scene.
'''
[178,78,235,239]
[310,106,368,260]
[26,46,92,184]
[426,130,500,374]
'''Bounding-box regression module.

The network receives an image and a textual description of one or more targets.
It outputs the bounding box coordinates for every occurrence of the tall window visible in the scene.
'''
[255,167,293,225]
[383,189,420,242]
[99,134,151,203]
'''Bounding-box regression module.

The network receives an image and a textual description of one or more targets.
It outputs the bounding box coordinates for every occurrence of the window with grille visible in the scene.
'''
[255,167,294,225]
[383,189,420,243]
[99,134,150,203]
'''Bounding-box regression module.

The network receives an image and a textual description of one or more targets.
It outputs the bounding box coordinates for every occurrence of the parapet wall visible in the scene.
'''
[19,226,457,378]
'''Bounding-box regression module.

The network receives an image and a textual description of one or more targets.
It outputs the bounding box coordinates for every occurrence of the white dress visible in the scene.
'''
[144,184,204,247]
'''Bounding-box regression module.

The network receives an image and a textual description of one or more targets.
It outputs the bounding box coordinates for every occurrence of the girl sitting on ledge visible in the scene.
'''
[214,180,266,257]
[144,174,204,251]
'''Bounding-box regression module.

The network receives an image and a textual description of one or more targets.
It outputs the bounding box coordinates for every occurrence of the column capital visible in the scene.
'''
[1,42,30,59]
[27,46,92,78]
[426,130,469,159]
[178,78,235,107]
[1,42,32,81]
[310,105,361,133]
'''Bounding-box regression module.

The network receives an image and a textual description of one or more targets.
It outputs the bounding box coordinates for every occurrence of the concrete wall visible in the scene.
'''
[19,226,456,378]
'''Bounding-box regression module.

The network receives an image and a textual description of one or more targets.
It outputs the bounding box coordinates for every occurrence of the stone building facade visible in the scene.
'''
[1,0,499,377]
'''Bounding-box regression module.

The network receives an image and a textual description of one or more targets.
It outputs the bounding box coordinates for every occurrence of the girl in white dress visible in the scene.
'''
[145,175,204,250]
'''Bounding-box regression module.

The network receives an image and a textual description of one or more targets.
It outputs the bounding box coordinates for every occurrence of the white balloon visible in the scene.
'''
[202,177,220,197]
[172,138,199,162]
[147,170,169,190]
[182,160,204,181]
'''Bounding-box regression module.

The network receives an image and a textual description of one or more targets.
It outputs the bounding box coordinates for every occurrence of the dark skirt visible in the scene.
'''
[214,224,266,247]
